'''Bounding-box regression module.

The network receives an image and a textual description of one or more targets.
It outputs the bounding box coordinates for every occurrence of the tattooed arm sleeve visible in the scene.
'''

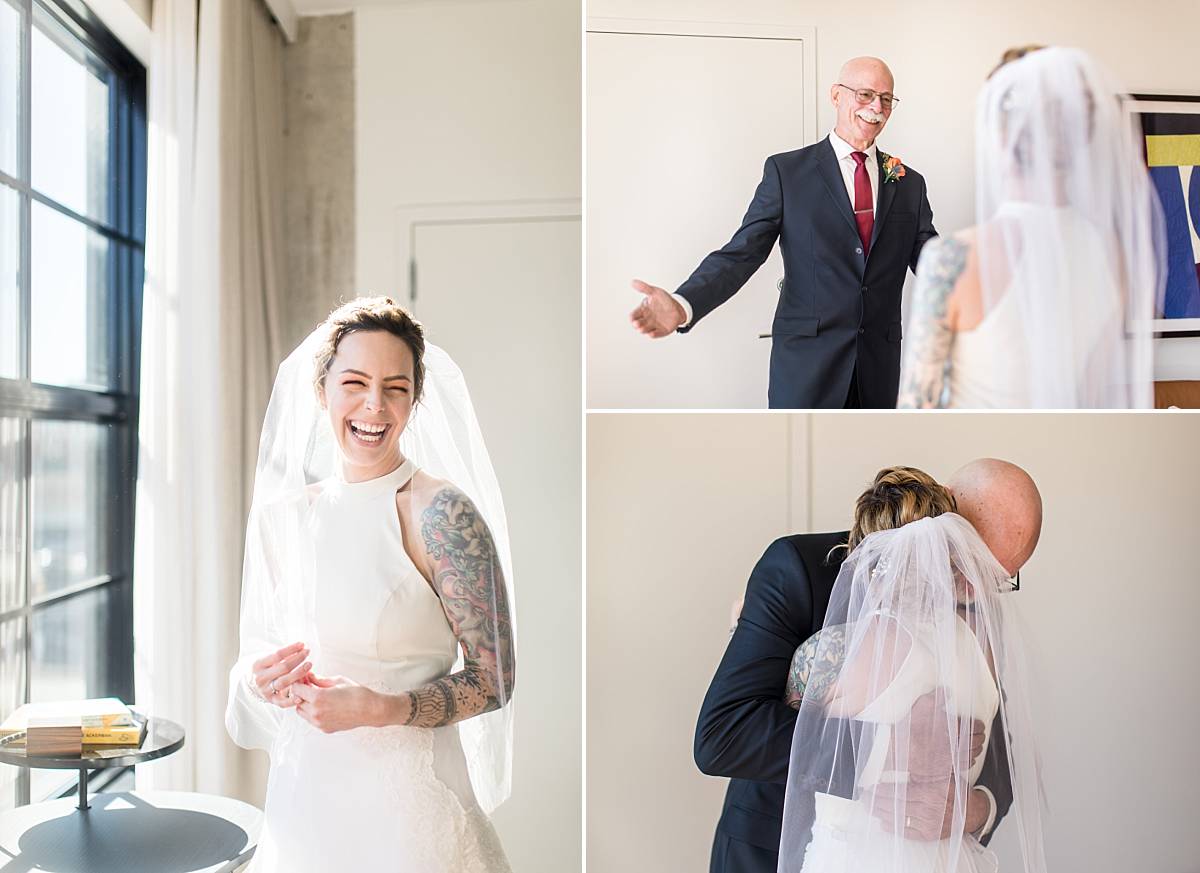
[394,486,515,728]
[784,625,848,710]
[896,236,968,409]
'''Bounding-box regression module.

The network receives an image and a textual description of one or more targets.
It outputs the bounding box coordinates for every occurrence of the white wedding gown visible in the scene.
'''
[799,613,1000,873]
[246,459,511,873]
[946,202,1121,409]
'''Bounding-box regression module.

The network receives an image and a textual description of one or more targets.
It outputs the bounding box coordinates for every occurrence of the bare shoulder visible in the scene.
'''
[401,473,497,567]
[404,469,455,509]
[946,228,983,330]
[915,230,981,329]
[919,232,973,279]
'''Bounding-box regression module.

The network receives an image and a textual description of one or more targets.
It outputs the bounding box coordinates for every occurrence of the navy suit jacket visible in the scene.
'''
[676,138,937,409]
[694,532,1014,873]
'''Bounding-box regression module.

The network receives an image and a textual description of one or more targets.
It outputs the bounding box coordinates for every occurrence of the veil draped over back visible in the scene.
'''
[973,46,1165,408]
[224,328,516,815]
[778,514,1046,873]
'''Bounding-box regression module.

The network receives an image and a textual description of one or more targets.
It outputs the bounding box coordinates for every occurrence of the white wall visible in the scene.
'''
[356,0,581,299]
[354,3,582,870]
[586,413,796,872]
[587,412,1200,873]
[586,0,1200,386]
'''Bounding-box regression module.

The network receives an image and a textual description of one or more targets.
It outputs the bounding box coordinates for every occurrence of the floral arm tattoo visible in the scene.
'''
[896,237,968,409]
[401,487,515,728]
[784,625,848,710]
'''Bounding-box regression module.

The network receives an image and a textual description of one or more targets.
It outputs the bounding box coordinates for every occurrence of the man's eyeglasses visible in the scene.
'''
[836,84,899,110]
[1008,571,1021,592]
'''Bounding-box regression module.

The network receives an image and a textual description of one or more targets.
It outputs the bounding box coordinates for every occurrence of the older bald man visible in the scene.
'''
[631,57,936,408]
[696,459,1040,873]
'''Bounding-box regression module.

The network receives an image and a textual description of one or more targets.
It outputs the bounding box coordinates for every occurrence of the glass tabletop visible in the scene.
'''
[0,717,184,770]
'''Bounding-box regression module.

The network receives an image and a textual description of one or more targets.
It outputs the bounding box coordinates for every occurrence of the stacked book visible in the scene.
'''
[0,699,148,756]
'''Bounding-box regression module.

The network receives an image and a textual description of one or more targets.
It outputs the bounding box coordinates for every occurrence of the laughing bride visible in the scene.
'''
[225,297,515,872]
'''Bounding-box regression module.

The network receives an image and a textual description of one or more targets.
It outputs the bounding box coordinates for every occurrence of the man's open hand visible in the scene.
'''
[629,279,686,337]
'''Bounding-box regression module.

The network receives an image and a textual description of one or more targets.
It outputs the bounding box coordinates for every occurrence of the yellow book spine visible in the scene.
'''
[82,729,142,745]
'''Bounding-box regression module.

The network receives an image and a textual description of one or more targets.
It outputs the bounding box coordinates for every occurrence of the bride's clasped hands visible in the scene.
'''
[249,641,391,733]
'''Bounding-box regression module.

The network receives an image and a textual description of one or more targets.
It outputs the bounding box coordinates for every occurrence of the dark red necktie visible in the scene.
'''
[851,151,874,255]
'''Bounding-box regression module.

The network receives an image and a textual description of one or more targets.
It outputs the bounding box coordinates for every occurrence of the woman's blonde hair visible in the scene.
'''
[988,44,1047,79]
[988,44,1046,79]
[312,296,426,401]
[844,466,957,552]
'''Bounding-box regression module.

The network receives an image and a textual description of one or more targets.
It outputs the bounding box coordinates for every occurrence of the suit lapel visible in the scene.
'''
[869,149,898,250]
[815,137,859,238]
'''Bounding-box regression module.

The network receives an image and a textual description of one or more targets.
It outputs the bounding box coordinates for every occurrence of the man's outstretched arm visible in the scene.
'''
[631,156,784,338]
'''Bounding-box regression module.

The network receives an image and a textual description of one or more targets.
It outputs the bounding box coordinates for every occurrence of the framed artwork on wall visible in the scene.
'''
[1126,93,1200,337]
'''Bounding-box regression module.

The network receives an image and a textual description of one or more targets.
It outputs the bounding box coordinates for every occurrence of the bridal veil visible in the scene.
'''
[778,514,1046,873]
[973,46,1165,408]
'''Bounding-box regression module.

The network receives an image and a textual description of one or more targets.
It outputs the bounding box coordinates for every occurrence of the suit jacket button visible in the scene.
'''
[858,328,865,335]
[861,285,868,293]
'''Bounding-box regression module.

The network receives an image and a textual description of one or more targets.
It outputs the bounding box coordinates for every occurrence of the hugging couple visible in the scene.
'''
[698,459,1048,873]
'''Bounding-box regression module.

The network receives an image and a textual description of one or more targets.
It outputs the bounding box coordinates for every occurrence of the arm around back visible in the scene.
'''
[694,536,813,783]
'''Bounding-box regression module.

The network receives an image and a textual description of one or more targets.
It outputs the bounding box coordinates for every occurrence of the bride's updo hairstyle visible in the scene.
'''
[311,296,427,402]
[987,44,1045,79]
[845,466,956,552]
[987,44,1098,173]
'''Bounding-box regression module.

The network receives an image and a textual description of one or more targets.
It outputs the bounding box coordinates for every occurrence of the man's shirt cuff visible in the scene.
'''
[973,785,998,839]
[670,293,693,329]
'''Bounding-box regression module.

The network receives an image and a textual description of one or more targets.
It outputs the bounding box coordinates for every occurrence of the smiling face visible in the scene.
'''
[317,330,417,482]
[831,57,896,150]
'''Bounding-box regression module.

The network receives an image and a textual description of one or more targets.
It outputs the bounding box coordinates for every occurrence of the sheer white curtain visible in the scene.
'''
[135,0,285,802]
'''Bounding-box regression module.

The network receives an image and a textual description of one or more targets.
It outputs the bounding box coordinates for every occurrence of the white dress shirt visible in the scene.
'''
[827,128,880,219]
[672,131,881,329]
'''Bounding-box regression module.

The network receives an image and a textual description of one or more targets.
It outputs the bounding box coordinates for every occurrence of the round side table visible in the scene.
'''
[0,716,185,811]
[0,717,261,872]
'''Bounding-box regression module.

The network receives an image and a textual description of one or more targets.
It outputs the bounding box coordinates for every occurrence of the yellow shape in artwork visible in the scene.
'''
[1145,134,1200,167]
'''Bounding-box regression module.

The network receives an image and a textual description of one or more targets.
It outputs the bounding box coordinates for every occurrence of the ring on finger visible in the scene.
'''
[269,679,278,695]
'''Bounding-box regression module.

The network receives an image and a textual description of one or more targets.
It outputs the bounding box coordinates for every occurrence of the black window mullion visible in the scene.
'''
[0,573,124,625]
[0,170,143,249]
[0,380,130,422]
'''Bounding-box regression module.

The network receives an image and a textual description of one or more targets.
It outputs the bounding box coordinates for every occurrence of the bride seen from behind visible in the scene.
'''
[898,45,1165,409]
[778,466,1047,873]
[225,298,515,872]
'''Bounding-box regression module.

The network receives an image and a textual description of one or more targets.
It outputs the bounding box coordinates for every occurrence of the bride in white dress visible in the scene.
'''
[896,45,1165,409]
[778,477,1047,873]
[225,298,515,872]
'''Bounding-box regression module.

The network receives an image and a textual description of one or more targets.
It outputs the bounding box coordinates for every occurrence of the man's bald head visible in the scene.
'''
[947,459,1042,576]
[837,56,895,90]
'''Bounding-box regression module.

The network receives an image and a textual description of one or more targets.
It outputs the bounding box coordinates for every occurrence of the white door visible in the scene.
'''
[410,215,581,873]
[586,21,814,408]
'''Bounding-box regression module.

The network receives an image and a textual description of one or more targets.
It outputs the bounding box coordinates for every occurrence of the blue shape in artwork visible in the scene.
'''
[1150,165,1200,318]
[1191,167,1200,251]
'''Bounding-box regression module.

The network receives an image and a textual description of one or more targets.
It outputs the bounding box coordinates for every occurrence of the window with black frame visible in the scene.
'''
[0,0,145,810]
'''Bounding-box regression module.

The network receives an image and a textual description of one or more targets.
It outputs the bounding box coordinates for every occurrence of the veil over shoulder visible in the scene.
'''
[972,46,1165,408]
[224,326,516,815]
[778,514,1046,873]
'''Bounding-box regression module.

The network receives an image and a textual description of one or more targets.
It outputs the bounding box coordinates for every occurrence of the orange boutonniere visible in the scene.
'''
[880,151,906,183]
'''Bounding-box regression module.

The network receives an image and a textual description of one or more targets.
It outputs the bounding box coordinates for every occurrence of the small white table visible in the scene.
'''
[0,790,262,872]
